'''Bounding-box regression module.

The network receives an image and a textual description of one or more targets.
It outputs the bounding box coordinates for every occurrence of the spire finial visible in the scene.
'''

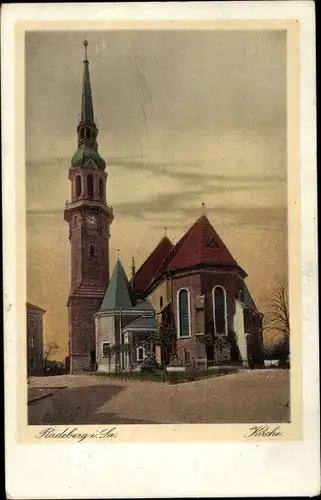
[117,249,120,261]
[201,202,206,215]
[83,37,88,61]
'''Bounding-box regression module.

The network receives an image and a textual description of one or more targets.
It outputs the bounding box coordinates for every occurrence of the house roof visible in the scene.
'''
[123,316,158,332]
[133,236,174,293]
[99,260,135,312]
[156,215,247,278]
[26,302,46,313]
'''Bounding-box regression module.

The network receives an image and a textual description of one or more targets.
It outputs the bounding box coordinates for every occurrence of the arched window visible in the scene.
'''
[99,178,104,198]
[178,289,190,337]
[87,174,93,198]
[136,346,145,361]
[238,289,244,302]
[75,175,81,198]
[159,296,164,309]
[213,286,227,335]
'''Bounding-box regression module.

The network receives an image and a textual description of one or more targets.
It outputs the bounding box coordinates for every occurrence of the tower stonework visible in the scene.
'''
[64,41,113,373]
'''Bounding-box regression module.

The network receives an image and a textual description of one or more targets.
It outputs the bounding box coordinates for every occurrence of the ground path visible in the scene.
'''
[28,369,290,425]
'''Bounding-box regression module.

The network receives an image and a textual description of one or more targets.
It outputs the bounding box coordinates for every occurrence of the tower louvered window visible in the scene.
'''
[213,286,227,335]
[178,289,190,337]
[75,175,81,198]
[87,174,94,198]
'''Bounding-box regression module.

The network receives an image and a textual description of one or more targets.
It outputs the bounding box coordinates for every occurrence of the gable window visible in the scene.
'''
[159,296,164,309]
[136,346,145,361]
[75,175,81,198]
[177,288,190,337]
[206,236,216,248]
[213,286,227,335]
[87,174,94,198]
[29,336,35,348]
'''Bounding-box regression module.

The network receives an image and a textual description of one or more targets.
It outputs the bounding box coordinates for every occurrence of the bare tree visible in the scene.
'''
[43,341,60,370]
[263,280,290,356]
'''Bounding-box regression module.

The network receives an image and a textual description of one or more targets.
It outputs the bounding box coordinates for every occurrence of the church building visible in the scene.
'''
[65,41,264,373]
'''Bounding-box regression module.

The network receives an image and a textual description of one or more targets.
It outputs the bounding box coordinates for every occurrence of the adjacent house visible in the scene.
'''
[26,302,46,375]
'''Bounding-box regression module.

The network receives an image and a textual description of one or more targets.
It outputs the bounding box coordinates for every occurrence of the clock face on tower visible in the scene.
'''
[86,215,96,227]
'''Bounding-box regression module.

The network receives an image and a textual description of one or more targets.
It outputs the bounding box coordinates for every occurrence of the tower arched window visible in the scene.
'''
[177,288,190,337]
[87,174,93,198]
[75,175,81,198]
[89,244,95,258]
[99,178,104,199]
[212,286,227,335]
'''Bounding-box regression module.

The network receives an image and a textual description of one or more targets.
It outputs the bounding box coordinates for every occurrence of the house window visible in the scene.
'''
[213,286,227,335]
[29,357,35,369]
[136,346,145,361]
[102,342,111,358]
[159,296,164,309]
[75,175,81,198]
[178,288,190,337]
[29,336,35,348]
[87,174,94,198]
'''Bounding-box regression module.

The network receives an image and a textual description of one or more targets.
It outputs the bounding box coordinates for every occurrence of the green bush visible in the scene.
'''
[140,356,159,374]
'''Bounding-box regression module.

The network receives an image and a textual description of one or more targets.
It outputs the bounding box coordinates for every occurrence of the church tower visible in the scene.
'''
[64,40,114,373]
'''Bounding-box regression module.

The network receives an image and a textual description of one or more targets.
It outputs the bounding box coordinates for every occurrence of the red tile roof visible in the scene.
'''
[156,215,247,277]
[133,236,174,293]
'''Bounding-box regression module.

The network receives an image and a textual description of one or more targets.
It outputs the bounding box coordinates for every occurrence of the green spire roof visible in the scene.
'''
[81,58,94,124]
[71,40,106,171]
[99,260,135,312]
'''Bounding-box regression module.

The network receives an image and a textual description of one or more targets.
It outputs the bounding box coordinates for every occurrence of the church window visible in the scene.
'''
[87,174,94,198]
[159,296,164,309]
[136,346,145,361]
[75,175,81,198]
[177,288,190,337]
[99,178,104,198]
[238,289,244,302]
[213,286,227,335]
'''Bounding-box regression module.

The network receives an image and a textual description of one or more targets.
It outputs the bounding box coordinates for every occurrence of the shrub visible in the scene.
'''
[140,356,159,374]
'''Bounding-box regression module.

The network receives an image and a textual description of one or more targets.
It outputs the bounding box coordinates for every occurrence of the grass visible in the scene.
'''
[94,369,231,384]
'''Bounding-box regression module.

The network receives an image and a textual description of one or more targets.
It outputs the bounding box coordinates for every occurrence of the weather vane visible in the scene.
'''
[83,37,88,60]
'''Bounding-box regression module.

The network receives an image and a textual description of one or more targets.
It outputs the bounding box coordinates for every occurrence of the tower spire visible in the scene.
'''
[81,38,95,124]
[71,38,106,171]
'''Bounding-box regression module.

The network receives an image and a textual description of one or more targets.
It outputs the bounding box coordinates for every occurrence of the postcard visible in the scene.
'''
[2,2,319,498]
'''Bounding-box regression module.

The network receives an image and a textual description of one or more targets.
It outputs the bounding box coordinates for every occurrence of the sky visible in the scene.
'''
[26,29,288,359]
